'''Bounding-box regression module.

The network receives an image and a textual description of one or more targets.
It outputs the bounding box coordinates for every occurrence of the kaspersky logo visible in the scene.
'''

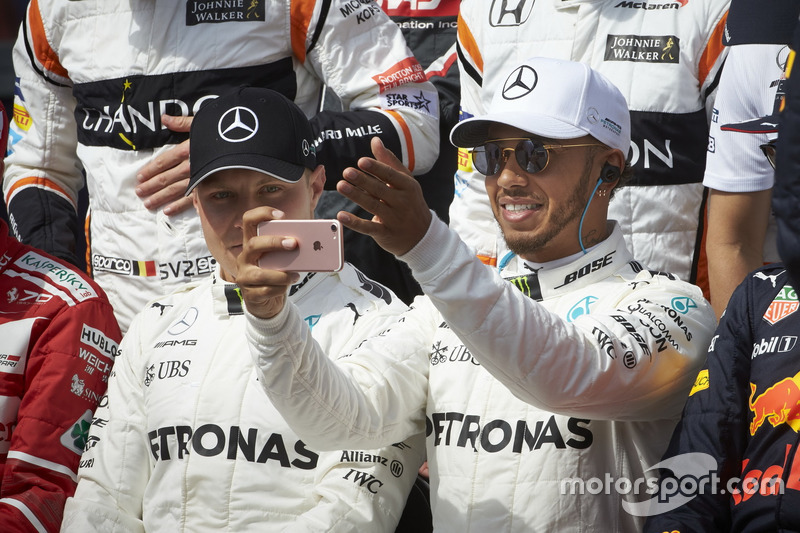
[749,371,800,436]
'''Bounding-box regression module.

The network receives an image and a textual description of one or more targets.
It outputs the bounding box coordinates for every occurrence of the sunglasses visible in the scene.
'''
[471,138,602,176]
[760,139,777,170]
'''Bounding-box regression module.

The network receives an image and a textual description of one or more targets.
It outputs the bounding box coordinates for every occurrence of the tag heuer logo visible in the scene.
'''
[763,286,799,325]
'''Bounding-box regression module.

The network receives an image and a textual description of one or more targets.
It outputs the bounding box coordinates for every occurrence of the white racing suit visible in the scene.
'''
[3,0,440,331]
[451,0,729,292]
[246,218,717,532]
[60,264,426,532]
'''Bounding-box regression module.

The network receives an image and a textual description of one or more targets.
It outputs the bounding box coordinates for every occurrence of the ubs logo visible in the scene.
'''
[218,107,259,143]
[168,307,199,335]
[502,66,538,100]
[489,0,534,27]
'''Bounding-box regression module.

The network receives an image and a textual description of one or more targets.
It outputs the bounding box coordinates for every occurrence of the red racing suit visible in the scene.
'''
[0,218,121,533]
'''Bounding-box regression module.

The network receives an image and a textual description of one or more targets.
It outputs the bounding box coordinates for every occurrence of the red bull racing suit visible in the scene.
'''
[644,264,800,532]
[246,218,716,532]
[61,264,426,532]
[0,219,121,533]
[450,0,729,292]
[3,0,440,331]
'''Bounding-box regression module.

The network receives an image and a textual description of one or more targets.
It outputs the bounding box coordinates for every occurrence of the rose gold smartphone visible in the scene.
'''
[257,219,344,272]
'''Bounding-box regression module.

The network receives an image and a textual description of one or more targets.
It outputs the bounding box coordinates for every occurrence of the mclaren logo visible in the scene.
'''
[218,107,259,143]
[489,0,533,27]
[502,66,538,100]
[168,307,199,335]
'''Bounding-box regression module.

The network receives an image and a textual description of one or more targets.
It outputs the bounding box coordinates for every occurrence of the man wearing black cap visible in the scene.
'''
[239,58,717,532]
[60,87,426,532]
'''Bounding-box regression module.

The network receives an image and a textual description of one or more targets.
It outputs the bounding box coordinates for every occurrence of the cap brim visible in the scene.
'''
[186,153,305,196]
[450,111,587,147]
[720,114,780,135]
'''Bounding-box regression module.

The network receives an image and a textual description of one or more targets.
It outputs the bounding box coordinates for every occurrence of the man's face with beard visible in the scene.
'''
[482,124,610,263]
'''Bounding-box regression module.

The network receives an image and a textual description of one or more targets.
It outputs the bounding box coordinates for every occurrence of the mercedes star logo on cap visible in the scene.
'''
[502,65,538,100]
[218,107,259,143]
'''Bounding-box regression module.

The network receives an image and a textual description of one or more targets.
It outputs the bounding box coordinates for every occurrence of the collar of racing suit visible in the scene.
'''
[500,221,639,302]
[209,265,318,316]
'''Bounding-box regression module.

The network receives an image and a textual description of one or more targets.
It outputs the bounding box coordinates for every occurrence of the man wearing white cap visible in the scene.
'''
[237,58,717,532]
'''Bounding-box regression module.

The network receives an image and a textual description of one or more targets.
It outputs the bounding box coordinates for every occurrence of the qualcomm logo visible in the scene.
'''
[218,106,259,143]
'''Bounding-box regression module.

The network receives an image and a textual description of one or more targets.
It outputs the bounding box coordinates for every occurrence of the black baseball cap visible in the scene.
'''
[187,87,317,195]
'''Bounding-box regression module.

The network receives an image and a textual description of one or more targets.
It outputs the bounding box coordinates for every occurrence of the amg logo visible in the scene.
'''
[605,35,680,63]
[154,340,197,348]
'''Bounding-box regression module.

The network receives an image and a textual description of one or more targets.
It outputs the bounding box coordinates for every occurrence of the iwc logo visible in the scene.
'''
[218,107,259,143]
[502,65,538,100]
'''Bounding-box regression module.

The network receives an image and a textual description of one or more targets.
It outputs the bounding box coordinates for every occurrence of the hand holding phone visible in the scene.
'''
[257,219,344,272]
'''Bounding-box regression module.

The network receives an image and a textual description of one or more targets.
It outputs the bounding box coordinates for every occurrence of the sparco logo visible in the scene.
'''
[489,0,534,27]
[502,66,538,100]
[93,254,133,275]
[219,107,258,143]
[168,308,199,335]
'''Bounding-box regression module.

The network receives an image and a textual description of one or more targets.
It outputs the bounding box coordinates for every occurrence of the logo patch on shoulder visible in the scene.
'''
[764,286,799,325]
[689,369,709,396]
[61,410,94,454]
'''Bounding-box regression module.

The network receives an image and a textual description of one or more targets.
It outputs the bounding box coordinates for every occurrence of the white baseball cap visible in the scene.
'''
[450,57,631,155]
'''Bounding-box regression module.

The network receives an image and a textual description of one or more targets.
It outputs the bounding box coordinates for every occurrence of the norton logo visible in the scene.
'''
[502,66,537,100]
[168,307,199,335]
[218,107,258,143]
